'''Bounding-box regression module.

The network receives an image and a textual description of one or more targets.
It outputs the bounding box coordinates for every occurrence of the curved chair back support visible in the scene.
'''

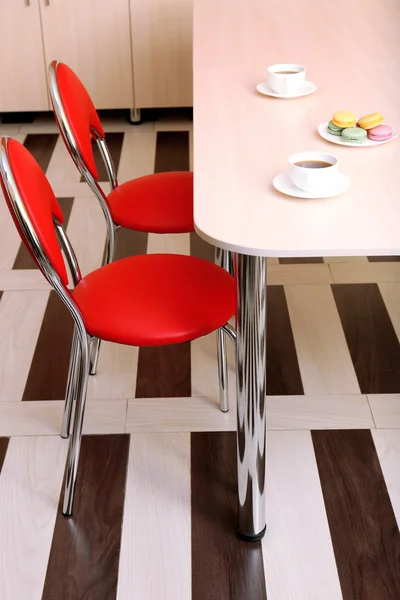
[0,137,83,316]
[48,60,118,261]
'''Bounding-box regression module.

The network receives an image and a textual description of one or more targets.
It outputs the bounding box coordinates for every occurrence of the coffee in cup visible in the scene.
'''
[288,151,338,193]
[267,64,306,95]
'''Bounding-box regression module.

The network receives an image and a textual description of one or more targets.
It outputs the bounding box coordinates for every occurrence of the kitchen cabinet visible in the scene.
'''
[0,0,193,113]
[0,0,49,112]
[39,0,134,109]
[130,0,193,108]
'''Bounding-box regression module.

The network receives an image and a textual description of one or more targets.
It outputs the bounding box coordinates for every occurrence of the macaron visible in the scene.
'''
[332,111,357,128]
[367,123,394,142]
[327,120,344,136]
[357,112,384,130]
[341,127,367,144]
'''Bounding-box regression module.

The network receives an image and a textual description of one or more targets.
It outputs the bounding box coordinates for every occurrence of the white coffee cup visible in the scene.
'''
[288,151,339,193]
[267,64,306,95]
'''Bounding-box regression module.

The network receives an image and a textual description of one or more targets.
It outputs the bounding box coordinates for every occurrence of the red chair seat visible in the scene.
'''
[107,171,194,234]
[72,254,235,346]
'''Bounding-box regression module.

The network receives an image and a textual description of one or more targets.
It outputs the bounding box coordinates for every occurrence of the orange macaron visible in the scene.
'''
[357,112,384,130]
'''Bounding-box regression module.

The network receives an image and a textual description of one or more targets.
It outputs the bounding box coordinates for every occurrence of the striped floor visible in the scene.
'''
[0,111,399,599]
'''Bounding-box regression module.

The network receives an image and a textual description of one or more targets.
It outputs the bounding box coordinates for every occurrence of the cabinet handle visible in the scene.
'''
[25,0,30,5]
[44,0,50,4]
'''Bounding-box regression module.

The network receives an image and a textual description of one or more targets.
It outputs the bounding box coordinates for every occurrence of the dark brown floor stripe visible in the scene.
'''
[267,286,303,395]
[42,434,129,600]
[114,228,148,261]
[190,231,215,263]
[191,431,267,600]
[13,198,75,270]
[23,134,58,172]
[136,343,191,397]
[22,291,74,401]
[312,430,400,600]
[0,438,9,473]
[80,132,125,182]
[368,256,400,262]
[332,283,400,393]
[135,130,191,399]
[155,131,190,172]
[279,257,323,264]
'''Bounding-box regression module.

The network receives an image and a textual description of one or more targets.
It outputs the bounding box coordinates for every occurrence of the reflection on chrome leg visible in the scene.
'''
[63,330,90,516]
[217,328,228,411]
[62,327,80,439]
[89,337,101,376]
[236,253,267,540]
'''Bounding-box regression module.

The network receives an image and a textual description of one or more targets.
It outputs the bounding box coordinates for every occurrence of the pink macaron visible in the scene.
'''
[367,124,394,142]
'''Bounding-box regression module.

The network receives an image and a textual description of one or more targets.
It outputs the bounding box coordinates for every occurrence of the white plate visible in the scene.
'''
[318,122,398,147]
[273,171,351,199]
[256,80,317,99]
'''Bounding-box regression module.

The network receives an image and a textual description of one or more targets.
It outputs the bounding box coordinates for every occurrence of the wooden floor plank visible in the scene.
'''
[332,284,400,393]
[23,291,74,401]
[117,433,191,599]
[0,436,67,600]
[191,431,267,600]
[312,429,400,600]
[267,286,303,395]
[42,434,129,600]
[0,437,9,472]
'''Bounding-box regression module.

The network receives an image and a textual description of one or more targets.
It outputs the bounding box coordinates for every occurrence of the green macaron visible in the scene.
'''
[341,127,367,144]
[327,120,344,136]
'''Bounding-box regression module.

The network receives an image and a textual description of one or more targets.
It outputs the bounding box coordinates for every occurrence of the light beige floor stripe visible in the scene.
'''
[117,433,191,600]
[65,196,107,278]
[262,430,342,600]
[117,130,157,183]
[285,284,360,395]
[0,436,67,600]
[0,291,49,402]
[126,394,374,433]
[45,134,81,187]
[372,429,400,528]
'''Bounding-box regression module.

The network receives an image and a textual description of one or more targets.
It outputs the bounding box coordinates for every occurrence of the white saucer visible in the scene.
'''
[256,80,317,99]
[318,122,398,147]
[273,171,351,199]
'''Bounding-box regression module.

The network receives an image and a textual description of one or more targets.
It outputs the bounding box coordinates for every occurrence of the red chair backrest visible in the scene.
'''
[50,61,105,181]
[0,138,69,287]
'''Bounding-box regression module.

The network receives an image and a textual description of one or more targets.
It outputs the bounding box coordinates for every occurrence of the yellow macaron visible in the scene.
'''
[332,111,357,128]
[357,112,384,130]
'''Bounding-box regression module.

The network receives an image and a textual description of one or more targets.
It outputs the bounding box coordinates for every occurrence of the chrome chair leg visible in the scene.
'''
[217,327,229,412]
[63,331,90,516]
[62,326,80,439]
[89,337,101,375]
[89,224,117,376]
[215,247,236,411]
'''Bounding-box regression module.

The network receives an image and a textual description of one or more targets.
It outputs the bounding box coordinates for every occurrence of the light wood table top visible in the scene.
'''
[193,0,400,257]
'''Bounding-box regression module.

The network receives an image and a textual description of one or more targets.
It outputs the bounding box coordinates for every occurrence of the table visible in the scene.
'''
[193,0,400,540]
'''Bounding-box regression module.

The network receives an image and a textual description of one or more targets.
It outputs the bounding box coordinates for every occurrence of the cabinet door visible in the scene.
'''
[39,0,134,109]
[0,0,49,112]
[130,0,193,108]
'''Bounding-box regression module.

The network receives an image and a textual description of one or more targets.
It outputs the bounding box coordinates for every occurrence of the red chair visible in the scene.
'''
[0,137,236,515]
[48,61,195,376]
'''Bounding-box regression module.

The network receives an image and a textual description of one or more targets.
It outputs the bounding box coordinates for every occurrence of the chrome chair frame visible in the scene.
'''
[0,136,236,515]
[48,61,234,412]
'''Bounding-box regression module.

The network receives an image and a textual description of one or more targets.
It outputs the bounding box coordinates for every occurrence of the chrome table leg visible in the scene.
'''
[236,253,267,541]
[215,246,231,411]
